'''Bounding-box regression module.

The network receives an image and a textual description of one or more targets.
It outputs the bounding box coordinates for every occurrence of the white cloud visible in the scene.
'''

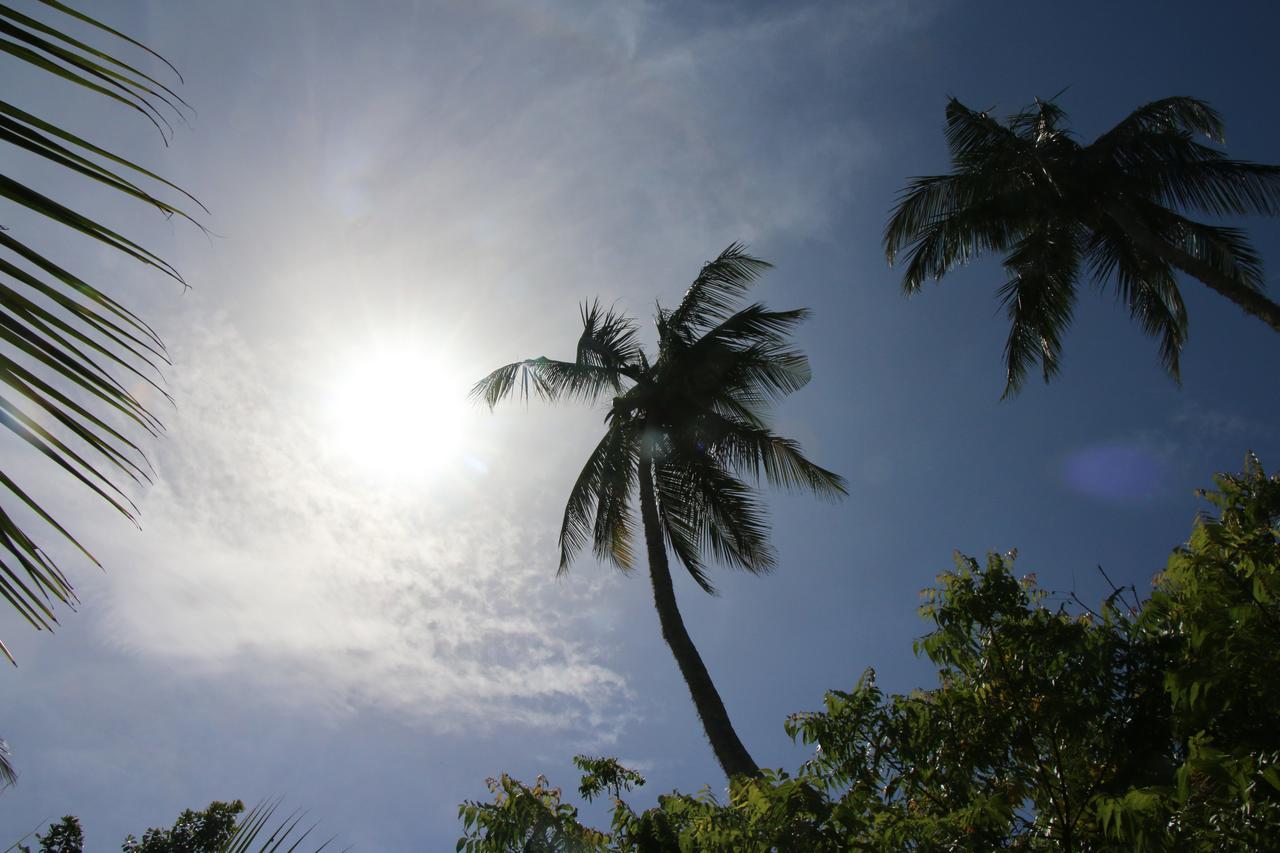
[83,315,631,735]
[4,0,946,740]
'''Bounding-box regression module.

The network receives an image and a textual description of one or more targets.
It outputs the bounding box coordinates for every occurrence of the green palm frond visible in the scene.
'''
[884,173,1022,271]
[660,244,773,347]
[558,419,639,572]
[653,469,713,593]
[888,95,1280,388]
[889,189,1029,293]
[590,427,639,572]
[1095,96,1226,144]
[1149,157,1280,218]
[652,464,716,593]
[0,0,199,659]
[996,219,1083,396]
[219,799,343,853]
[470,357,625,409]
[689,412,847,498]
[577,300,643,372]
[1156,208,1267,291]
[658,456,775,577]
[1091,104,1280,219]
[1085,227,1187,379]
[687,303,810,352]
[472,301,645,409]
[943,98,1025,165]
[0,0,192,141]
[712,342,812,407]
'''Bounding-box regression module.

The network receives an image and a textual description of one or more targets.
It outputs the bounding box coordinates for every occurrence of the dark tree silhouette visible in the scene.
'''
[885,96,1280,395]
[474,245,846,779]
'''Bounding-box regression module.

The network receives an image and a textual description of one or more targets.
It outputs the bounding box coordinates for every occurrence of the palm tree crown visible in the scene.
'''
[885,96,1280,395]
[474,244,846,778]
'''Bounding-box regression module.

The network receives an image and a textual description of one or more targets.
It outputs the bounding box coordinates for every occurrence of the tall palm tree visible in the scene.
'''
[884,96,1280,395]
[473,245,847,780]
[0,1,200,662]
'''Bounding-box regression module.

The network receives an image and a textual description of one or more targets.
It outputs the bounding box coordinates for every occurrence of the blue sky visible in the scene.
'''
[2,0,1278,848]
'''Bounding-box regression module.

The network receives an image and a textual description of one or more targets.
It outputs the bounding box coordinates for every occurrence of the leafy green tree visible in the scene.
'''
[473,245,847,780]
[123,800,244,852]
[17,799,336,853]
[459,456,1280,850]
[19,815,84,853]
[884,96,1280,395]
[0,0,201,661]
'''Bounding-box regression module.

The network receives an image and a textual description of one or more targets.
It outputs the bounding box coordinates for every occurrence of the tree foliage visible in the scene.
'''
[22,815,83,853]
[122,800,244,852]
[16,799,337,853]
[459,455,1280,850]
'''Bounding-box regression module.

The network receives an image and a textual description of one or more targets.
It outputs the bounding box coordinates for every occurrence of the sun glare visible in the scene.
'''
[324,345,467,483]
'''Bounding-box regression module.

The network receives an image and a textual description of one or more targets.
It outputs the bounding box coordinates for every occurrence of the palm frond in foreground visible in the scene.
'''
[0,0,201,661]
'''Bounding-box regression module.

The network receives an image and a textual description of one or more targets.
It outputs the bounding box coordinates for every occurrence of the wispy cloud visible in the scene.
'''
[79,316,631,735]
[10,0,945,739]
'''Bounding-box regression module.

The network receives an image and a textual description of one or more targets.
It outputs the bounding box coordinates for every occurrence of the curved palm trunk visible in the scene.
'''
[637,454,761,780]
[1105,202,1280,333]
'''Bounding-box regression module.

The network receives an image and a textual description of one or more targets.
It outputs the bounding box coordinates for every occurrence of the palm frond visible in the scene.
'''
[0,0,195,141]
[667,339,812,412]
[470,357,626,409]
[0,737,14,789]
[1095,96,1226,145]
[590,420,639,572]
[1151,158,1280,218]
[685,412,847,499]
[722,344,811,406]
[0,102,206,218]
[1086,227,1187,380]
[0,1,198,649]
[886,171,1041,287]
[1007,98,1070,143]
[894,196,1029,294]
[1124,200,1269,292]
[33,0,185,82]
[0,175,183,281]
[558,420,638,572]
[689,304,809,351]
[660,244,772,345]
[996,221,1082,396]
[0,4,190,109]
[943,97,1024,165]
[219,799,342,853]
[577,300,643,372]
[654,465,716,594]
[656,456,776,577]
[1093,119,1280,218]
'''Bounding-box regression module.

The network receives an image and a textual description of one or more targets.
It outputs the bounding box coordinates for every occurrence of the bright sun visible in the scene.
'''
[323,345,467,483]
